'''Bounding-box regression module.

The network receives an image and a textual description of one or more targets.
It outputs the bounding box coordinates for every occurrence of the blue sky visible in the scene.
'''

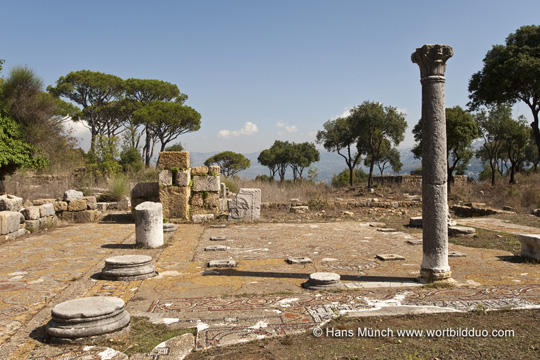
[1,1,539,153]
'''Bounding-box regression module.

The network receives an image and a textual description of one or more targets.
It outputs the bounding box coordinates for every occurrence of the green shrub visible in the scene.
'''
[222,177,239,194]
[331,168,368,187]
[105,174,130,201]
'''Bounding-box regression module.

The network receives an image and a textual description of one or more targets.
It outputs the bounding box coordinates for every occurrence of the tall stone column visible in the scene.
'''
[411,44,453,282]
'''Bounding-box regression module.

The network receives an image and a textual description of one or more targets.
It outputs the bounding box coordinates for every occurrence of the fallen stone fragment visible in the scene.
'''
[204,245,228,251]
[286,257,313,264]
[369,222,386,228]
[407,240,423,246]
[192,214,214,223]
[163,223,177,232]
[208,259,236,268]
[448,251,466,258]
[210,224,227,228]
[448,226,476,237]
[210,236,227,241]
[376,254,405,261]
[376,228,396,233]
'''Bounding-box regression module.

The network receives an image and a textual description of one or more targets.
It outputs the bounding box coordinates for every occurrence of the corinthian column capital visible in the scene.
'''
[411,44,453,79]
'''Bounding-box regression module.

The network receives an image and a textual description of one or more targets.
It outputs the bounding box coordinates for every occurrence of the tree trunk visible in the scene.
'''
[490,161,496,186]
[509,163,516,184]
[348,165,354,186]
[529,109,540,161]
[368,159,375,188]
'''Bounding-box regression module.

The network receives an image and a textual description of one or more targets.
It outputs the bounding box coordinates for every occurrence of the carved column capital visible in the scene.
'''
[411,44,453,80]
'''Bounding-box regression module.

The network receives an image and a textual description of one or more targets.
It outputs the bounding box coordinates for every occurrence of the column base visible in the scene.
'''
[419,268,452,283]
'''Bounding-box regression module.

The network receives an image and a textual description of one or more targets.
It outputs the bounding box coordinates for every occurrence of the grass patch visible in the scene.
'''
[449,228,521,255]
[93,316,194,356]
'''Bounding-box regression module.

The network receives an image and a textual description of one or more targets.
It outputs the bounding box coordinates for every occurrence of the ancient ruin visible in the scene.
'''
[135,201,164,248]
[45,297,130,343]
[101,255,157,281]
[412,44,453,283]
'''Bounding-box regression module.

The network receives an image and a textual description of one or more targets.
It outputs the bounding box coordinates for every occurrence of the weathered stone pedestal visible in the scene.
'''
[412,44,453,283]
[302,272,344,290]
[518,234,540,261]
[135,202,163,248]
[46,297,130,343]
[101,255,157,281]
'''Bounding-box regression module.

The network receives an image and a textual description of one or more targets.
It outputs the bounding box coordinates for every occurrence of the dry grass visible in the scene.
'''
[227,178,332,203]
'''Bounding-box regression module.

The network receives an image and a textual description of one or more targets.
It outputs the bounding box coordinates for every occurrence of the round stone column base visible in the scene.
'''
[302,272,345,290]
[419,268,452,283]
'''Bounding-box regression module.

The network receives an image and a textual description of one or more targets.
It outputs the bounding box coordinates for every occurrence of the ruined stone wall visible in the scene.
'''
[189,165,221,218]
[156,152,191,220]
[373,175,422,185]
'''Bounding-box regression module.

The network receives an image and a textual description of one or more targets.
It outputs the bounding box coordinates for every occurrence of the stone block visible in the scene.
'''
[290,206,309,214]
[192,214,214,223]
[409,217,423,227]
[32,198,55,206]
[205,192,220,208]
[159,186,190,220]
[63,190,83,202]
[228,188,261,221]
[40,203,55,217]
[157,151,189,170]
[208,259,235,268]
[84,196,97,210]
[0,195,23,212]
[39,216,49,227]
[68,199,87,212]
[192,175,220,192]
[518,234,540,261]
[117,197,131,211]
[53,201,68,212]
[57,211,73,222]
[25,219,40,230]
[73,210,98,223]
[209,165,220,175]
[22,206,40,220]
[0,211,21,234]
[159,170,173,186]
[286,257,313,264]
[448,226,475,237]
[175,169,191,187]
[130,182,159,199]
[191,166,208,175]
[190,192,204,207]
[376,254,405,261]
[7,228,26,240]
[204,245,228,251]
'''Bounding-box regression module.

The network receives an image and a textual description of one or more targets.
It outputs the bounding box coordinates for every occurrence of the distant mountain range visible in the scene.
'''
[189,148,484,183]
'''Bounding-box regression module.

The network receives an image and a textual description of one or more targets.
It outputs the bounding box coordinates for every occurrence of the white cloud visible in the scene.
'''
[217,122,259,139]
[397,108,408,116]
[333,107,353,120]
[276,121,298,133]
